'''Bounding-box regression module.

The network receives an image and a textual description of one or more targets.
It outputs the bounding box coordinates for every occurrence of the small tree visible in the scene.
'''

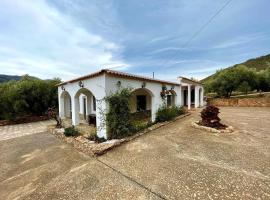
[199,105,226,129]
[47,107,62,128]
[237,81,251,95]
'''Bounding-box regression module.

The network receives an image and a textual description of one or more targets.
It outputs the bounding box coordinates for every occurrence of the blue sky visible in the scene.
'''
[0,0,269,81]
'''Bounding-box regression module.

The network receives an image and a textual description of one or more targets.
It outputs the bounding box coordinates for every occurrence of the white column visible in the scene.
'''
[182,89,185,106]
[71,96,80,126]
[79,95,84,114]
[96,98,107,139]
[187,84,191,110]
[86,96,91,115]
[194,86,200,108]
[177,85,183,106]
[200,87,204,107]
[59,91,65,118]
[65,97,71,118]
[151,96,157,122]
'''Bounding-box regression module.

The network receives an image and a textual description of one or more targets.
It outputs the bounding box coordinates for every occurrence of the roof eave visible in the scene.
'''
[57,69,180,87]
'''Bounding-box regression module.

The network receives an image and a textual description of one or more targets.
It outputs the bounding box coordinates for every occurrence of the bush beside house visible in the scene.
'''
[105,88,185,140]
[106,88,134,139]
[155,105,185,122]
[0,75,60,121]
[64,126,79,137]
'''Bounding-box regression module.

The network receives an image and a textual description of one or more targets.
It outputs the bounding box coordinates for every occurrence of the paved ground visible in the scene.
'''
[0,107,269,199]
[0,120,55,141]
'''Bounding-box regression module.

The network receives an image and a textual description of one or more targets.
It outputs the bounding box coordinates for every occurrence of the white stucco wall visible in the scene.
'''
[58,73,185,139]
[58,74,107,138]
[130,88,152,112]
[104,75,181,121]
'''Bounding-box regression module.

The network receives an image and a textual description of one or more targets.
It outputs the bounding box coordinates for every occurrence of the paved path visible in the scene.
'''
[0,120,55,141]
[0,107,269,199]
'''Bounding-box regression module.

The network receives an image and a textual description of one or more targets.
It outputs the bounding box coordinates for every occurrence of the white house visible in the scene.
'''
[57,69,204,139]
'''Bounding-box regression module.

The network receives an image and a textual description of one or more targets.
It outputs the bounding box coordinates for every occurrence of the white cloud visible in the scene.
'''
[148,47,193,55]
[0,0,128,80]
[212,33,269,49]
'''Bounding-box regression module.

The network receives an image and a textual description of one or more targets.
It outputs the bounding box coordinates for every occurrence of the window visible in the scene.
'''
[136,95,146,111]
[93,96,96,111]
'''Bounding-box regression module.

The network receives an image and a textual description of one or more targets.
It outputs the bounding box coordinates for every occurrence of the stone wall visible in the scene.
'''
[208,97,270,107]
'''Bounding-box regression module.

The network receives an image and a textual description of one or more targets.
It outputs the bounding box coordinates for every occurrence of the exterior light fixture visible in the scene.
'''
[78,81,84,88]
[162,85,167,91]
[116,80,121,87]
[61,85,65,91]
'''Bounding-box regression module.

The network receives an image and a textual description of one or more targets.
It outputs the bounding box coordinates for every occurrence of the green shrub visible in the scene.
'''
[87,134,106,143]
[64,126,79,137]
[131,120,153,133]
[203,65,270,97]
[106,88,133,139]
[155,105,185,122]
[0,76,61,120]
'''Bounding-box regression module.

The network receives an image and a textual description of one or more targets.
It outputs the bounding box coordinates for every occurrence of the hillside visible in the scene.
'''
[243,54,270,70]
[0,74,21,83]
[0,74,41,83]
[202,54,270,83]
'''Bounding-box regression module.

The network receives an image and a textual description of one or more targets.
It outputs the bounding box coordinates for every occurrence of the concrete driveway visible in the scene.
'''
[0,107,270,199]
[0,120,55,141]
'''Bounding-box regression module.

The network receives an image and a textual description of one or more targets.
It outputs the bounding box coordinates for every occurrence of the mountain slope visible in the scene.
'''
[242,54,270,71]
[0,74,40,83]
[0,74,21,83]
[202,54,270,83]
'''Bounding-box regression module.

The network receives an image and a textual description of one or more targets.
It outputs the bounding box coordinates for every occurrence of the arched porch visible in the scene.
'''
[74,88,96,126]
[59,91,72,119]
[130,88,155,124]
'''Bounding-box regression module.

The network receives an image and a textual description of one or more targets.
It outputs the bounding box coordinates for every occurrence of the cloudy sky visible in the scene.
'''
[0,0,269,81]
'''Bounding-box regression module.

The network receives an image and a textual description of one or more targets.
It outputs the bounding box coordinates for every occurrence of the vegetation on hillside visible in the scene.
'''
[202,54,270,83]
[204,65,270,97]
[0,74,22,83]
[243,54,270,71]
[202,54,270,97]
[0,75,61,120]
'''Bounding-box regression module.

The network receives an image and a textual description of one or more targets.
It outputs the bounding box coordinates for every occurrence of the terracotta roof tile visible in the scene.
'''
[57,69,180,86]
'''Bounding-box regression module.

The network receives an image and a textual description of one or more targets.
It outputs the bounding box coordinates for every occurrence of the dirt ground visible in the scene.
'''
[0,107,269,199]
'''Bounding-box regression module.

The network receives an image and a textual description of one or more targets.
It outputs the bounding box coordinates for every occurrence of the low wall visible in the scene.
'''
[208,97,270,107]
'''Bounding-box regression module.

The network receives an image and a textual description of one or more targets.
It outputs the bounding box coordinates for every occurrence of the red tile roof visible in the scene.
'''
[178,76,202,85]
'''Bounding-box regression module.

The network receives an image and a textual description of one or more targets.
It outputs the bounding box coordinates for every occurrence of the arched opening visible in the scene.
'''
[130,88,154,124]
[74,88,96,126]
[60,91,72,118]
